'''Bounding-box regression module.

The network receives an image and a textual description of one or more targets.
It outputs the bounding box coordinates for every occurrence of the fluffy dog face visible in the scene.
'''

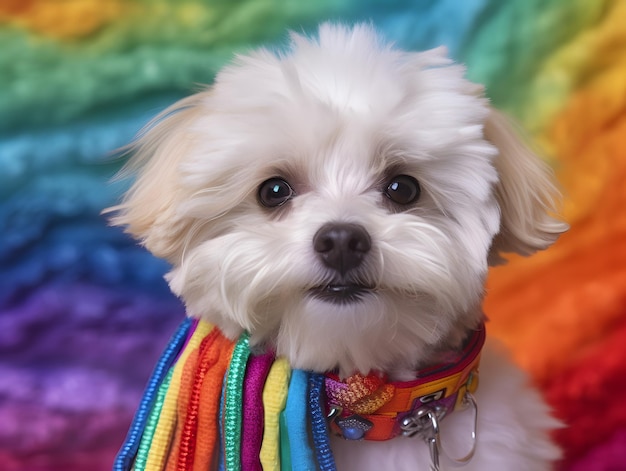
[111,24,567,377]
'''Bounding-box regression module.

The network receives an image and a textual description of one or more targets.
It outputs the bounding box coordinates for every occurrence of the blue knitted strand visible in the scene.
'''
[285,369,316,470]
[309,373,336,471]
[113,317,193,471]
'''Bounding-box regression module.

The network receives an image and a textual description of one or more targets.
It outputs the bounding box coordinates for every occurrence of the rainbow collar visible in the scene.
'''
[325,325,485,441]
[114,318,484,471]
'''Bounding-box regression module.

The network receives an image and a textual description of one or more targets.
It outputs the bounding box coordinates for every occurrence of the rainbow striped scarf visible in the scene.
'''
[114,318,483,470]
[113,318,335,471]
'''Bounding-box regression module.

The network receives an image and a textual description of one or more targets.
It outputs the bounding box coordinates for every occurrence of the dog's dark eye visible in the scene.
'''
[385,175,420,205]
[258,178,295,207]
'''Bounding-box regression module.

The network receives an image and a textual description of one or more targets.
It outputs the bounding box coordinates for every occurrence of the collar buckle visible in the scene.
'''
[400,391,478,471]
[399,405,445,438]
[401,406,442,470]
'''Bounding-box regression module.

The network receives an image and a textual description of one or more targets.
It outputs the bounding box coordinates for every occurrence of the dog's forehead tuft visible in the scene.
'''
[212,23,476,120]
[207,23,490,161]
[281,24,408,114]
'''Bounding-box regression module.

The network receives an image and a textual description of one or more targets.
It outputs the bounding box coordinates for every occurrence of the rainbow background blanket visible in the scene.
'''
[1,1,625,470]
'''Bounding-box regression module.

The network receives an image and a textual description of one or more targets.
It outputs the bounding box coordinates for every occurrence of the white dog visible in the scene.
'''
[112,23,567,470]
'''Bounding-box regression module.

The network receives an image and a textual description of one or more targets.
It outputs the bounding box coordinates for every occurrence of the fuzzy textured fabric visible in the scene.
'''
[1,1,625,471]
[115,320,302,471]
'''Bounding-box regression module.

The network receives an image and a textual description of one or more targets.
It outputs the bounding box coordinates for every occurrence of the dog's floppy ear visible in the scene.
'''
[485,109,568,265]
[106,93,207,262]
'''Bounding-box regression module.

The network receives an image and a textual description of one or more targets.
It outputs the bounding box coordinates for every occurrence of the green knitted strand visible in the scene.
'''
[132,368,174,471]
[223,332,251,471]
[279,411,292,471]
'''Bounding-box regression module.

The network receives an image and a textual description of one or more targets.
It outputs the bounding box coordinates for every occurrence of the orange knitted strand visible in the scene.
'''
[164,330,216,471]
[192,334,236,471]
[177,328,222,471]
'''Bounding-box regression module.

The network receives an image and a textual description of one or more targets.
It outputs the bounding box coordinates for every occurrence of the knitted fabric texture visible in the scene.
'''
[115,320,335,471]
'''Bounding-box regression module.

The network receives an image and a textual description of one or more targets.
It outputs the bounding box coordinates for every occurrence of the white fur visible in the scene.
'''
[110,23,567,470]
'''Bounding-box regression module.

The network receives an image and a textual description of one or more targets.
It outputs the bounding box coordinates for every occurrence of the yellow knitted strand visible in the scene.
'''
[144,321,214,471]
[259,358,291,471]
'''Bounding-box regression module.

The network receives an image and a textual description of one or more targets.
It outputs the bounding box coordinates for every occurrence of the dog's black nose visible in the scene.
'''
[313,223,371,275]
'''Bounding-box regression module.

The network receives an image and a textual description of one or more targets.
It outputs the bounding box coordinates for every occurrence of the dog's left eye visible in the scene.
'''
[385,175,420,205]
[258,178,295,207]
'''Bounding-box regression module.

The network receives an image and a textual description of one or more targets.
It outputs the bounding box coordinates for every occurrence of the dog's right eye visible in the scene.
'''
[258,178,295,207]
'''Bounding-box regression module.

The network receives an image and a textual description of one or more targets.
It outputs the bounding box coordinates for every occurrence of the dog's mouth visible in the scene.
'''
[309,284,374,304]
